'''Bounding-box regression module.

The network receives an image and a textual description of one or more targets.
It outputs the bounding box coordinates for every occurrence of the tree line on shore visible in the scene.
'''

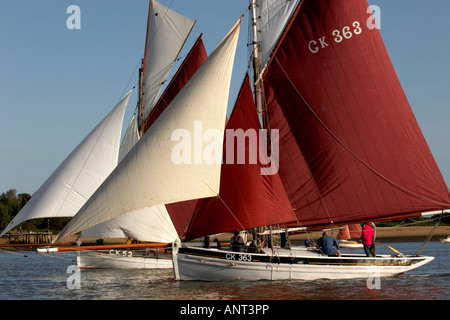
[0,188,448,237]
[0,189,70,235]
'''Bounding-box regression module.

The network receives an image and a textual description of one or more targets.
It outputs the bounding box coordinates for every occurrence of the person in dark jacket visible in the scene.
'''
[230,230,245,252]
[316,231,341,256]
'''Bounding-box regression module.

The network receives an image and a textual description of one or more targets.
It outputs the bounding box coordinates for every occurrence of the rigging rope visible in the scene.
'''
[416,216,441,256]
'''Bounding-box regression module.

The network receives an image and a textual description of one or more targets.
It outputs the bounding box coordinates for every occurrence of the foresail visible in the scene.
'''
[118,115,139,163]
[80,205,178,243]
[263,0,450,227]
[55,20,241,243]
[142,0,195,121]
[185,75,296,240]
[0,91,132,237]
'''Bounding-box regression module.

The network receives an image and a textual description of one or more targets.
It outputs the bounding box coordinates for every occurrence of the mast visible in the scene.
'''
[250,0,263,247]
[138,62,145,135]
[138,0,153,136]
[250,0,262,115]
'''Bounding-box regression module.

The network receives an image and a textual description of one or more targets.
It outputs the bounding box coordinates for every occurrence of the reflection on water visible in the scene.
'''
[0,241,448,300]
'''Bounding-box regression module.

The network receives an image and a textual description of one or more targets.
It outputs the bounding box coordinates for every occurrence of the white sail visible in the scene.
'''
[118,115,139,163]
[142,0,195,120]
[258,0,298,68]
[0,91,132,237]
[55,20,242,243]
[83,112,177,243]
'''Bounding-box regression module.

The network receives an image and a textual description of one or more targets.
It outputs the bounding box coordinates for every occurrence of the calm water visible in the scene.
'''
[0,241,448,303]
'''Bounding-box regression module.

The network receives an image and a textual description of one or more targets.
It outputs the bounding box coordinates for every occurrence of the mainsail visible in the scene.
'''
[262,0,450,227]
[0,91,132,237]
[55,19,242,243]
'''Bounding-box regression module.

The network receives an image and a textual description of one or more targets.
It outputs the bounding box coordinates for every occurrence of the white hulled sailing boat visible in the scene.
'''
[51,0,449,280]
[53,5,242,264]
[9,0,204,270]
[69,0,206,269]
[171,0,450,281]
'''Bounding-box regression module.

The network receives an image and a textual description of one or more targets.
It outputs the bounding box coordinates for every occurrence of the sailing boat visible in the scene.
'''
[53,7,241,250]
[7,0,202,270]
[171,0,450,281]
[73,34,208,269]
[52,0,450,281]
[51,1,208,269]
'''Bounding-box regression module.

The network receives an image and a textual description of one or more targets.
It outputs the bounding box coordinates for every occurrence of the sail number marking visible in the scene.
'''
[109,250,133,257]
[308,21,362,54]
[225,253,252,262]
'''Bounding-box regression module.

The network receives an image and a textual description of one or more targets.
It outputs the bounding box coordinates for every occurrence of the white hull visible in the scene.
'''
[172,245,434,281]
[77,250,172,269]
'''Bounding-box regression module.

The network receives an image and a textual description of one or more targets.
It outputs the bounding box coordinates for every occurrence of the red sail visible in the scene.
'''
[185,75,296,240]
[337,224,362,240]
[142,34,208,134]
[263,0,450,227]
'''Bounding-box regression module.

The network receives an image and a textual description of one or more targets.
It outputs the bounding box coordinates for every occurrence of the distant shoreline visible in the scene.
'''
[0,226,449,247]
[289,226,450,243]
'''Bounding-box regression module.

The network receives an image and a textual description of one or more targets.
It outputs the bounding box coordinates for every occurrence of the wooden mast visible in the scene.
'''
[250,0,261,114]
[138,0,153,136]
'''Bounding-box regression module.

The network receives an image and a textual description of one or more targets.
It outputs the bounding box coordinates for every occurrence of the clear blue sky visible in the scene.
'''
[0,0,449,195]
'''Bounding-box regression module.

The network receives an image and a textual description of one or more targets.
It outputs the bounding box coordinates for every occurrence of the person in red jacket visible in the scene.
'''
[360,223,376,257]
